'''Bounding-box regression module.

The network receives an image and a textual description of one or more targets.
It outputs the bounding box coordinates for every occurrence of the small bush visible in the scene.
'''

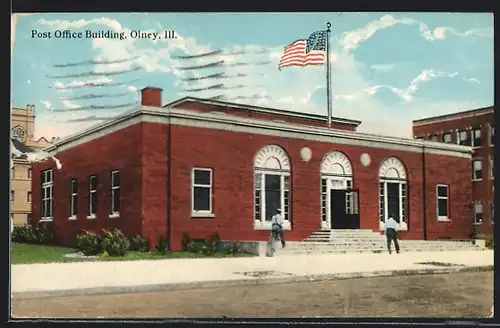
[224,242,241,254]
[185,240,204,253]
[181,233,192,251]
[203,232,221,255]
[75,230,103,256]
[130,235,149,252]
[155,236,169,253]
[102,229,131,257]
[11,224,53,244]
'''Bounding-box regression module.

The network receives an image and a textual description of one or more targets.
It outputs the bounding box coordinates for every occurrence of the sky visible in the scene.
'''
[11,12,494,140]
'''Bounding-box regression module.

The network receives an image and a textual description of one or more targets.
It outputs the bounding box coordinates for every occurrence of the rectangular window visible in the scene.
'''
[436,184,449,220]
[473,202,483,224]
[320,178,327,222]
[472,159,483,180]
[491,157,494,179]
[88,175,97,218]
[191,168,213,215]
[379,182,385,222]
[441,133,452,143]
[40,169,54,221]
[254,174,262,221]
[27,191,32,203]
[26,213,31,225]
[471,127,482,147]
[490,124,495,145]
[457,130,471,146]
[428,135,438,142]
[28,168,32,179]
[11,167,15,178]
[111,171,120,216]
[284,175,290,222]
[11,190,14,201]
[70,179,78,218]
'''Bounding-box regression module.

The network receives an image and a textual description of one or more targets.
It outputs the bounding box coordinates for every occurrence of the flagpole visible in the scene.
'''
[326,22,332,127]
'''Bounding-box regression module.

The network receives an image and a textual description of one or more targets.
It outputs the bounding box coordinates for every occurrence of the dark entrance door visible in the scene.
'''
[330,189,360,229]
[387,182,400,221]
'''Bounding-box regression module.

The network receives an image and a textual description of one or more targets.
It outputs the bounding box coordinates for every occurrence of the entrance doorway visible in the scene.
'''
[330,189,360,229]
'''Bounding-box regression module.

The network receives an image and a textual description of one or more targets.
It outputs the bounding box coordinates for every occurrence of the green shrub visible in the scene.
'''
[155,236,169,253]
[181,233,192,251]
[203,232,221,255]
[130,235,150,252]
[224,242,241,254]
[11,224,53,244]
[75,230,103,256]
[186,240,204,253]
[102,229,130,257]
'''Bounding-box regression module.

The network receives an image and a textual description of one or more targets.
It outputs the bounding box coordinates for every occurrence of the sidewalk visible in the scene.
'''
[11,250,493,299]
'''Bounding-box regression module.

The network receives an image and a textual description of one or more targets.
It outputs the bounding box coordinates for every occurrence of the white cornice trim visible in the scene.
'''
[46,105,472,158]
[413,107,494,127]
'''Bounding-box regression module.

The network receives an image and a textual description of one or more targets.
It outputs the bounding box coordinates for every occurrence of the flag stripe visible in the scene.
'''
[278,33,326,70]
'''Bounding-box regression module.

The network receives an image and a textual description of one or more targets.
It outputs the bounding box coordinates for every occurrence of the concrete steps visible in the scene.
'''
[272,229,486,256]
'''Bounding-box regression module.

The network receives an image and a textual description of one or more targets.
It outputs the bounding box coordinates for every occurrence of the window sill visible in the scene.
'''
[437,217,450,222]
[472,179,483,182]
[473,222,483,225]
[191,212,215,218]
[109,213,120,219]
[87,215,96,220]
[39,218,53,222]
[254,221,292,231]
[68,216,77,221]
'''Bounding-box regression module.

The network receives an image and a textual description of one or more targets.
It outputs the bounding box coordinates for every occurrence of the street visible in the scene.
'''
[12,271,493,318]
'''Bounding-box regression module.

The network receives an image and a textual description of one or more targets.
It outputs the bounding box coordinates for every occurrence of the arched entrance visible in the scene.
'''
[320,151,357,229]
[379,157,408,231]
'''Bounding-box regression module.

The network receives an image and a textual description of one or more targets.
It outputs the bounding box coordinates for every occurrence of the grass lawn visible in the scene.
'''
[11,242,254,265]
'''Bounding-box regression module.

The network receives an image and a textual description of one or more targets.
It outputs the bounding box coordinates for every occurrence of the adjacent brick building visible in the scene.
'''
[31,87,474,251]
[412,107,494,235]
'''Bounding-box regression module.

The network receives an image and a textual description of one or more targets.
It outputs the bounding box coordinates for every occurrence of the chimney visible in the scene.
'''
[141,87,163,107]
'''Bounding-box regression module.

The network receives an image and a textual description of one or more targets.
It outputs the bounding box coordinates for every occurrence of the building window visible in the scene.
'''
[41,169,54,221]
[12,126,26,142]
[441,133,452,143]
[111,171,120,216]
[191,168,213,215]
[491,157,494,179]
[457,130,471,146]
[253,145,292,230]
[492,202,494,224]
[70,179,78,218]
[27,191,31,203]
[28,168,32,179]
[320,178,328,222]
[428,135,437,141]
[26,213,31,225]
[88,175,97,218]
[11,190,14,201]
[11,167,15,178]
[379,157,408,231]
[490,124,495,146]
[473,202,483,224]
[436,184,449,221]
[471,127,482,147]
[472,159,483,180]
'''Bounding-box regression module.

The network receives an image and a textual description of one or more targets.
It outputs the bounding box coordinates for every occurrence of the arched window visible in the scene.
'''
[379,157,408,231]
[320,151,354,229]
[253,145,291,230]
[11,126,26,142]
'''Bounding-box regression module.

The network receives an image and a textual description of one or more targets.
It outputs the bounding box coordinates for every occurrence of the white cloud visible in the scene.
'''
[340,14,493,52]
[60,98,79,109]
[34,16,491,140]
[54,77,113,91]
[40,101,52,109]
[370,64,394,72]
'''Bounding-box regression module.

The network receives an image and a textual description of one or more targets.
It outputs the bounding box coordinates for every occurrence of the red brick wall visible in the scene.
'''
[412,111,493,234]
[171,101,357,131]
[31,124,145,246]
[163,124,473,250]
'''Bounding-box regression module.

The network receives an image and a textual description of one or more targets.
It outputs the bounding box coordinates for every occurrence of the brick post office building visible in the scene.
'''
[413,106,494,235]
[31,87,474,250]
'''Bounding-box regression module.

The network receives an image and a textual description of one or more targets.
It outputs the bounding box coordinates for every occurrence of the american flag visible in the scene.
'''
[279,30,327,70]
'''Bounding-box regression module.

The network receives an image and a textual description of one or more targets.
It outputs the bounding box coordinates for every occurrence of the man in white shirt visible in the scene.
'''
[384,213,400,254]
[269,208,286,252]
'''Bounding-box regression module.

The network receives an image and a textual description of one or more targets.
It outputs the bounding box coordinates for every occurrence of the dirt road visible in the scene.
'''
[12,271,493,318]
